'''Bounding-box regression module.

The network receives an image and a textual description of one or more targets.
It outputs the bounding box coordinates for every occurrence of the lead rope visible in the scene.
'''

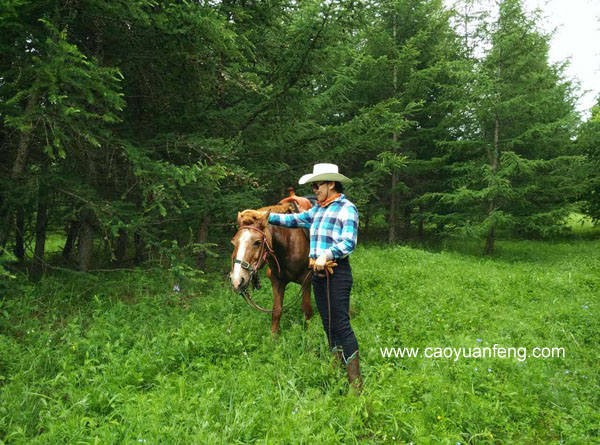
[326,267,332,353]
[241,268,313,314]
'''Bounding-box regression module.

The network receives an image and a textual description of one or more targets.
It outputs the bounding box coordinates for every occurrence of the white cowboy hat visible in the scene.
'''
[298,163,353,184]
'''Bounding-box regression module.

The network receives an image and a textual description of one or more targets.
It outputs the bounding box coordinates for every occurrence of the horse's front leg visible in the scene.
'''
[300,270,313,323]
[268,268,286,336]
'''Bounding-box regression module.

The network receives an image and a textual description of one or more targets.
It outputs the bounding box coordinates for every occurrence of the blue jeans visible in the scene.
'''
[312,257,359,361]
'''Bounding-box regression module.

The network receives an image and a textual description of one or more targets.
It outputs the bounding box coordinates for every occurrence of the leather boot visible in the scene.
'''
[345,351,363,393]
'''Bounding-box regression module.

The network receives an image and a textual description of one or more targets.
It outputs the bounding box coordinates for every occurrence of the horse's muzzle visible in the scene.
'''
[230,273,249,294]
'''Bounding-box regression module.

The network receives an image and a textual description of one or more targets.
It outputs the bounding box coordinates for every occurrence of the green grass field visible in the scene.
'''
[1,238,599,444]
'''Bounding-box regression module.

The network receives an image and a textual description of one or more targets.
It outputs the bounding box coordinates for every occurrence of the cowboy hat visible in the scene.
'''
[298,163,352,184]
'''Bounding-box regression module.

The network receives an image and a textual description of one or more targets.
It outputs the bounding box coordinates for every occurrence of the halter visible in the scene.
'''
[232,225,281,279]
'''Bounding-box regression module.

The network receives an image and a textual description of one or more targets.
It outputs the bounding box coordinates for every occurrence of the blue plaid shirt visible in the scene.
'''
[268,194,359,260]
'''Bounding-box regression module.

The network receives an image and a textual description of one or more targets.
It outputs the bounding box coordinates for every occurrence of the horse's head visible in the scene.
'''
[230,209,271,294]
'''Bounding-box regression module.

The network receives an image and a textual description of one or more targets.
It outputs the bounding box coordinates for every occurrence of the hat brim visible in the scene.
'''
[298,172,352,184]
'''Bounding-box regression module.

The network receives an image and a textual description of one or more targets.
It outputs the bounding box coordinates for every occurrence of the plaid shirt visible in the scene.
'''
[268,194,359,260]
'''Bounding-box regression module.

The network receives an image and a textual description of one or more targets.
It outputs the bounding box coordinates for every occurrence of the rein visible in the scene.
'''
[241,269,313,314]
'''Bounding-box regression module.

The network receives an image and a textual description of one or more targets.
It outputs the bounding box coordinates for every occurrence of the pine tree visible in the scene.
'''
[578,100,600,222]
[425,0,581,253]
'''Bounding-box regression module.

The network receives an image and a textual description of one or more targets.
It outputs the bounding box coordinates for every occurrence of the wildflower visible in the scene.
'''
[476,338,482,343]
[582,305,588,309]
[437,318,441,322]
[565,370,569,374]
[489,433,493,439]
[437,415,442,420]
[173,285,180,292]
[487,368,492,372]
[474,368,478,371]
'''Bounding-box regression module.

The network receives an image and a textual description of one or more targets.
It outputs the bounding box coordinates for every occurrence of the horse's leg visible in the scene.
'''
[269,272,285,336]
[301,271,313,323]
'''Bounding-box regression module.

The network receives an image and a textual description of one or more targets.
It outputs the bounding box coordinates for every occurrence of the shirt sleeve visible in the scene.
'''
[326,204,359,259]
[268,207,315,229]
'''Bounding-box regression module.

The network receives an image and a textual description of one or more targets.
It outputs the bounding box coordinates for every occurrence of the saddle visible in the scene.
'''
[279,187,312,212]
[279,187,312,240]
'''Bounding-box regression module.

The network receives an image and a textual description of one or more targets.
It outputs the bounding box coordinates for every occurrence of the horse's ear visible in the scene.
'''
[237,211,242,227]
[260,210,271,228]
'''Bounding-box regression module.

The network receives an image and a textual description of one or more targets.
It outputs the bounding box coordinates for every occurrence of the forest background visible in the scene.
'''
[1,0,599,279]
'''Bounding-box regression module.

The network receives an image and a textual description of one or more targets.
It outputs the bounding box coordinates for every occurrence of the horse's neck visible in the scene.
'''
[267,225,286,260]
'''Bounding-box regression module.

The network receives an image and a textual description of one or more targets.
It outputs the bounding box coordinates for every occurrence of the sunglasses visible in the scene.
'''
[311,181,328,191]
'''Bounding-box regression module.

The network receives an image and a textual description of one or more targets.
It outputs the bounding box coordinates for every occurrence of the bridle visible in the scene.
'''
[232,225,284,313]
[232,225,281,278]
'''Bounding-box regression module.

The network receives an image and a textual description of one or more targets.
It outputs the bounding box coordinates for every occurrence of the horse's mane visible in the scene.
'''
[238,202,296,227]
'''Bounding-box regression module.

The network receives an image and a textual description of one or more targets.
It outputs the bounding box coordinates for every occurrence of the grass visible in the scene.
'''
[1,238,599,444]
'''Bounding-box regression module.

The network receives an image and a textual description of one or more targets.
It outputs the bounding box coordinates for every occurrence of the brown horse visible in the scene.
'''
[230,203,313,335]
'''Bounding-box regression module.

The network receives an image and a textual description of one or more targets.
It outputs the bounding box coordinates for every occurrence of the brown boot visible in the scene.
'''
[345,351,363,393]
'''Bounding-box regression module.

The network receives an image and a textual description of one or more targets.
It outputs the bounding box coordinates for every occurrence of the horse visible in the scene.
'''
[230,203,313,335]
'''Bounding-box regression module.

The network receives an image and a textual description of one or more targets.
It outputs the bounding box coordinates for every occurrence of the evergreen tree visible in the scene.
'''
[578,100,600,222]
[425,0,581,253]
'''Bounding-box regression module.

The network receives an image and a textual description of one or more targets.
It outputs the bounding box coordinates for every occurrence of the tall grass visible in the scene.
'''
[1,239,598,443]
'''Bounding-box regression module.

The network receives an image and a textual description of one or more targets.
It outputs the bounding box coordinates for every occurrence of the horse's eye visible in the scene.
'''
[253,240,261,246]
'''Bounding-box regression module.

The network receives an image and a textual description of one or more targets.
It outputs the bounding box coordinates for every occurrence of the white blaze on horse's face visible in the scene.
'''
[230,229,258,293]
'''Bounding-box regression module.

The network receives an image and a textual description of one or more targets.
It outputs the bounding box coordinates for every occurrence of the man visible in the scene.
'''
[268,163,362,391]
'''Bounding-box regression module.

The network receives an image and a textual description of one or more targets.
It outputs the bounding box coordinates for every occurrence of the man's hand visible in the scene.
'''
[314,253,328,271]
[309,256,337,275]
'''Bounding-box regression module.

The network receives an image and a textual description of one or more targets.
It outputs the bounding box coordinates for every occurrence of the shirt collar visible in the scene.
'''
[318,193,344,208]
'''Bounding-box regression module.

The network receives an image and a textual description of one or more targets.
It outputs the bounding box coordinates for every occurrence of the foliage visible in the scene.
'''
[578,102,600,222]
[422,0,581,253]
[1,240,598,442]
[0,0,593,276]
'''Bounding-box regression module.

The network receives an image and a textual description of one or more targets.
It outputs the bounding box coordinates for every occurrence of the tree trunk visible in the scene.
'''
[1,92,38,249]
[31,188,49,280]
[402,205,411,239]
[484,224,495,255]
[115,228,128,264]
[63,221,78,261]
[77,210,95,270]
[14,207,25,261]
[195,215,210,270]
[417,205,424,239]
[363,212,370,243]
[134,231,146,266]
[388,171,398,243]
[11,93,37,179]
[484,112,501,255]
